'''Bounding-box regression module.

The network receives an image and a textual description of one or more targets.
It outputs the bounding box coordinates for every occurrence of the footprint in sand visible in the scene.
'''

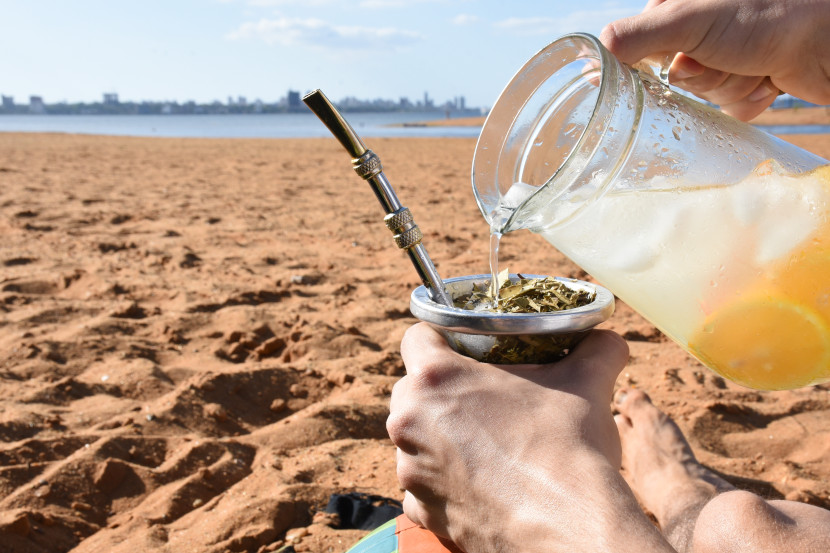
[689,397,830,507]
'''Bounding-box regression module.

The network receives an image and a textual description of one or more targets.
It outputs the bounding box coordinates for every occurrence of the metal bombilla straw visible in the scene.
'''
[303,89,453,307]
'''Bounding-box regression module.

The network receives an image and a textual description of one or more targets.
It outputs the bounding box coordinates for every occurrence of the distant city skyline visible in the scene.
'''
[0,1,646,108]
[0,89,480,112]
[0,88,485,115]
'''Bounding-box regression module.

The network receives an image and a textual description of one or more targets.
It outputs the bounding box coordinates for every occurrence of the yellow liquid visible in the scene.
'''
[537,163,830,390]
[689,165,830,389]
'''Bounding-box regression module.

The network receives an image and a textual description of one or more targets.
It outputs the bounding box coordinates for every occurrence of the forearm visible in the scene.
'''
[486,453,676,552]
[587,462,677,553]
[539,456,674,552]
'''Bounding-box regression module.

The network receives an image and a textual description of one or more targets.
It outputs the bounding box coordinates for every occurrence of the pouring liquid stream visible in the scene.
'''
[487,203,518,310]
[488,231,503,308]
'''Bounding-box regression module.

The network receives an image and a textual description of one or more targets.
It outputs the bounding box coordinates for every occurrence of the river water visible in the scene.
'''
[0,112,482,139]
[0,113,827,140]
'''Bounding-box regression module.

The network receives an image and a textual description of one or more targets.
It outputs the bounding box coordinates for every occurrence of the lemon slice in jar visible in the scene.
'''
[689,295,830,390]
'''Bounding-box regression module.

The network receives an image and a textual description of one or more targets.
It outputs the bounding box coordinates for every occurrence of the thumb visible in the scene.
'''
[556,330,629,401]
[600,1,714,65]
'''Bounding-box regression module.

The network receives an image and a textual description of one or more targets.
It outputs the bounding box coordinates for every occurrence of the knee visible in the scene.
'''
[692,491,781,553]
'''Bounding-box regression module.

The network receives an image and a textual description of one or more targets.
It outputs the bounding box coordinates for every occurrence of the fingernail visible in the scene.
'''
[670,67,697,81]
[668,55,704,83]
[748,82,778,103]
[614,389,628,405]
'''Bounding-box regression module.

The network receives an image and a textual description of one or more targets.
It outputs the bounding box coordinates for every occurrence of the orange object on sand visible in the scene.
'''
[345,514,462,553]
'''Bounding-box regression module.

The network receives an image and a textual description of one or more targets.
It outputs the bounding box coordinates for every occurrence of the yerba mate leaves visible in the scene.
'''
[454,271,595,314]
[451,272,597,363]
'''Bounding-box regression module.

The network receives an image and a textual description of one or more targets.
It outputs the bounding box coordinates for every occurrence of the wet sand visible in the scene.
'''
[1,130,829,552]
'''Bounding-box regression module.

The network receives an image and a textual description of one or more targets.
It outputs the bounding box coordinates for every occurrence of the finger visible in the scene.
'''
[396,449,429,495]
[388,373,407,413]
[402,490,451,538]
[387,391,421,454]
[668,53,705,82]
[402,491,424,526]
[558,330,629,397]
[666,52,779,121]
[669,54,730,93]
[600,1,717,65]
[400,322,458,375]
[400,322,482,393]
[567,329,629,369]
[510,330,628,383]
[683,74,778,121]
[685,73,770,106]
[718,78,779,122]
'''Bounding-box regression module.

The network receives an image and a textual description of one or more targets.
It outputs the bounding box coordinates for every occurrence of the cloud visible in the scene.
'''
[451,14,479,26]
[220,0,456,9]
[220,0,461,6]
[219,0,336,5]
[493,7,636,36]
[358,0,451,7]
[358,0,407,6]
[226,16,423,51]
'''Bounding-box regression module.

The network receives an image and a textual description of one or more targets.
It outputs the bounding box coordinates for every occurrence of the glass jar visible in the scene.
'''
[473,33,830,390]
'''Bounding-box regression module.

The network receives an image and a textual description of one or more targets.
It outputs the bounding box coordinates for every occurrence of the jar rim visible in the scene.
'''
[410,273,614,335]
[472,33,616,233]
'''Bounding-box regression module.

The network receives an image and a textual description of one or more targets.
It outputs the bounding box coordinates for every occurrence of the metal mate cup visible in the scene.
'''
[410,274,615,364]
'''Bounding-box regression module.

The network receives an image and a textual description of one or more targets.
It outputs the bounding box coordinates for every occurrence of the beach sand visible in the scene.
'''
[1,130,830,553]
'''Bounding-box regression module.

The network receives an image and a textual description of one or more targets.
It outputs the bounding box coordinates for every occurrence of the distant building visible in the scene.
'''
[29,95,45,114]
[423,91,433,108]
[103,92,119,105]
[2,95,13,109]
[237,96,247,107]
[287,90,301,110]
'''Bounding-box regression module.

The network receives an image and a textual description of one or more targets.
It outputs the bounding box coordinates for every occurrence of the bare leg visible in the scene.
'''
[615,388,830,553]
[614,388,734,552]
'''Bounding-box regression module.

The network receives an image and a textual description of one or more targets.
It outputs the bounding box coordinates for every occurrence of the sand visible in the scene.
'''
[751,106,830,126]
[1,129,830,553]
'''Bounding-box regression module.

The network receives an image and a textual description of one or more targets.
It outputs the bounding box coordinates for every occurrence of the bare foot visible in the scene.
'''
[614,388,734,552]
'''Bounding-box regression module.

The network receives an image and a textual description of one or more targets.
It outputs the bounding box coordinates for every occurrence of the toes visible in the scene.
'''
[614,389,695,460]
[614,412,632,436]
[614,387,651,412]
[613,387,628,408]
[614,388,665,429]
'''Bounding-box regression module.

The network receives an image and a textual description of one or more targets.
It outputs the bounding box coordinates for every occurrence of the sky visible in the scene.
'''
[0,0,647,109]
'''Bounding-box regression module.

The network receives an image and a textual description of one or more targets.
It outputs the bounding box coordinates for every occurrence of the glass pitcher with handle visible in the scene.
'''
[473,33,830,390]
